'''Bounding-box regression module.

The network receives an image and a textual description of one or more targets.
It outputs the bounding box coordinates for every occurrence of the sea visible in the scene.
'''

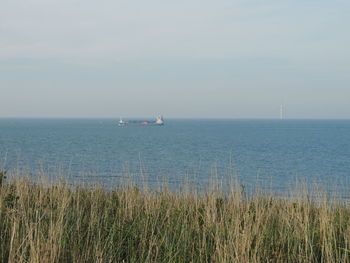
[1,119,350,196]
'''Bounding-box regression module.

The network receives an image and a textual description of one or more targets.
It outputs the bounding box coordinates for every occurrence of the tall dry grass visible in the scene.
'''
[1,170,350,262]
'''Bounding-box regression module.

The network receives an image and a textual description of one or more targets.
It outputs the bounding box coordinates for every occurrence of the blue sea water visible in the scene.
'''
[0,119,350,194]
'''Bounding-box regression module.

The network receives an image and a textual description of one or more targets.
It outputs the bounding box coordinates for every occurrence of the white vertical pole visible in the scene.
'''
[280,105,284,120]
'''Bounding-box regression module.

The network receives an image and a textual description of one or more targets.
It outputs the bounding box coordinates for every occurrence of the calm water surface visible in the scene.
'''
[0,119,350,193]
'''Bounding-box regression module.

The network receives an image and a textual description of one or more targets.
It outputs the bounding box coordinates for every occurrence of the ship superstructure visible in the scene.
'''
[118,115,164,126]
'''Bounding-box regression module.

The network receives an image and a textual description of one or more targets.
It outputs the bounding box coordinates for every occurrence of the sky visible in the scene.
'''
[0,0,349,118]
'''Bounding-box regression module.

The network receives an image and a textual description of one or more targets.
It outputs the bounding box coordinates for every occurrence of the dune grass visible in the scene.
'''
[1,171,350,262]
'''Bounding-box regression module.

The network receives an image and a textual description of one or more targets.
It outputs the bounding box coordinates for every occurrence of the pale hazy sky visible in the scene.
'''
[1,0,349,118]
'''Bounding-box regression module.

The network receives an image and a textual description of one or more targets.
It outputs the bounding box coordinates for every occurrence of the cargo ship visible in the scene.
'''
[118,115,164,126]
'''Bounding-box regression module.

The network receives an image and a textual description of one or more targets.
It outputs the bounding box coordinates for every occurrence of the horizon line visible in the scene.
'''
[1,117,350,120]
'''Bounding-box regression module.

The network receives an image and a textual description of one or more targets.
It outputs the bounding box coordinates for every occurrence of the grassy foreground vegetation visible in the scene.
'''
[1,171,350,262]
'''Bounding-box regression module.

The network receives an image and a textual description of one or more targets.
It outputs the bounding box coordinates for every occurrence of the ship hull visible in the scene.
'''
[118,115,164,126]
[118,122,164,127]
